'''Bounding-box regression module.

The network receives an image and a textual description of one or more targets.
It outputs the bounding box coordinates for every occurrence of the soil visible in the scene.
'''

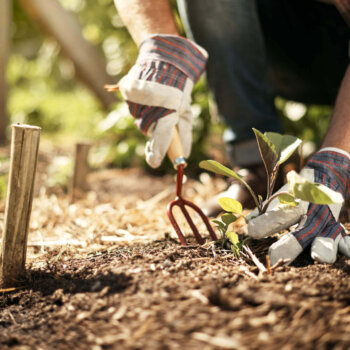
[1,148,350,350]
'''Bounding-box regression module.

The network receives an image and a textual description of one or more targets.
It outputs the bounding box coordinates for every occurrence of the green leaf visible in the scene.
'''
[218,197,243,214]
[253,128,278,184]
[221,213,238,225]
[200,159,261,211]
[265,132,302,165]
[277,192,297,206]
[287,170,344,205]
[226,231,239,245]
[199,160,243,181]
[212,219,225,231]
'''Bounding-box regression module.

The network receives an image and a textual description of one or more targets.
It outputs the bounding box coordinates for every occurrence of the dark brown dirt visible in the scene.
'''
[1,238,350,350]
[1,148,350,350]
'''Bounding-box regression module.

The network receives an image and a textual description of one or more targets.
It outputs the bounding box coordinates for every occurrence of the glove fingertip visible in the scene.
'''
[338,235,350,257]
[268,233,303,266]
[183,143,192,159]
[145,142,165,169]
[146,155,162,169]
[311,237,338,264]
[145,117,178,168]
[247,220,271,239]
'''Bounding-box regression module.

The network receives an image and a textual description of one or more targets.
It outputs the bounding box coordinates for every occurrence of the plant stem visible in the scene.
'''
[299,139,304,171]
[261,191,291,214]
[267,165,279,202]
[238,178,262,214]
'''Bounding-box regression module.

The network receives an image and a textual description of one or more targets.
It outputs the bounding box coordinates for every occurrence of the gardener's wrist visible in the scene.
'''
[115,0,179,45]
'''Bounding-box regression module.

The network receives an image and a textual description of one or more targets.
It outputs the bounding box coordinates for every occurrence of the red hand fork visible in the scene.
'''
[166,128,217,245]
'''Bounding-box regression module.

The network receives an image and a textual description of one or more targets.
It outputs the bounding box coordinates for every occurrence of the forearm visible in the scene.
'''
[114,0,179,45]
[322,65,350,153]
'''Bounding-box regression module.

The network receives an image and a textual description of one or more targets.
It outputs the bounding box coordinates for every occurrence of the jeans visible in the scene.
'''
[177,0,350,166]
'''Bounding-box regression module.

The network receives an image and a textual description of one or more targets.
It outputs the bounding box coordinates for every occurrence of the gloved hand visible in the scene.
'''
[118,34,208,168]
[248,148,350,265]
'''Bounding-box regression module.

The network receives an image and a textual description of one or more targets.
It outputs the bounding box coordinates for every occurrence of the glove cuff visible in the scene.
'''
[306,149,350,199]
[318,147,350,161]
[137,35,208,83]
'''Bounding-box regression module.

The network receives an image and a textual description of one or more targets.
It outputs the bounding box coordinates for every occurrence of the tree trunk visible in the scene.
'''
[19,0,117,109]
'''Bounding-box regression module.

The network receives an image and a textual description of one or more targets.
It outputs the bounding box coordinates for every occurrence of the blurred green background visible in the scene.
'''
[6,0,333,175]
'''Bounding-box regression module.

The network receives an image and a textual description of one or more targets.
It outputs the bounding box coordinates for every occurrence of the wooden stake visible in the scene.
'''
[70,142,91,203]
[0,124,41,287]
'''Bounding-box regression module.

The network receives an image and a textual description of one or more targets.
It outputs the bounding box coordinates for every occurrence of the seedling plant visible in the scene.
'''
[200,129,344,255]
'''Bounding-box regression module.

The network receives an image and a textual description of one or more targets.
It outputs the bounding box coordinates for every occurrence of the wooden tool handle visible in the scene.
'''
[167,128,187,168]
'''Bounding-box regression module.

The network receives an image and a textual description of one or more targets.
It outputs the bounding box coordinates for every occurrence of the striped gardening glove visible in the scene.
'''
[248,148,350,265]
[118,35,208,168]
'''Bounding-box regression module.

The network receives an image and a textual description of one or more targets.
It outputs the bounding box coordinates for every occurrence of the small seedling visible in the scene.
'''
[200,129,344,253]
[211,197,249,257]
